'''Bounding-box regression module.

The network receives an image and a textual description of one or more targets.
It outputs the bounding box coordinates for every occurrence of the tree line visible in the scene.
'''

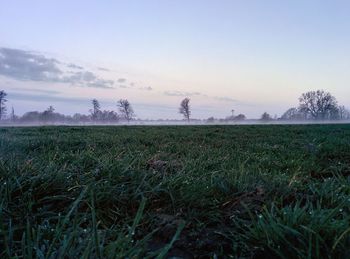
[0,92,138,124]
[181,90,350,122]
[280,90,350,121]
[0,89,349,124]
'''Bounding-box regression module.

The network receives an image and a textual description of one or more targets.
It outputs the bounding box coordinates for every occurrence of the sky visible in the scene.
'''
[1,0,350,119]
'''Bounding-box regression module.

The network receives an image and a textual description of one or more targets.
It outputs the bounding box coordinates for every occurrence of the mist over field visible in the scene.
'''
[2,119,350,127]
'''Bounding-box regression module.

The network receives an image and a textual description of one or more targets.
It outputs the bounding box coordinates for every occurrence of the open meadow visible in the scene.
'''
[1,125,350,258]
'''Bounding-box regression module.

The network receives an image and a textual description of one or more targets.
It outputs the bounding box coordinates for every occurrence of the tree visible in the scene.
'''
[100,110,119,122]
[0,90,8,120]
[179,98,191,121]
[73,113,90,123]
[207,117,215,123]
[234,114,246,121]
[117,99,135,122]
[260,112,272,121]
[225,113,246,121]
[41,106,55,122]
[91,99,101,121]
[298,90,338,120]
[328,106,340,120]
[20,111,41,122]
[10,107,17,122]
[338,106,350,120]
[281,107,305,120]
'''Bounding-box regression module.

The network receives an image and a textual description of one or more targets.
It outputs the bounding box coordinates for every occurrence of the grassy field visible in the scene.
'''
[1,125,350,258]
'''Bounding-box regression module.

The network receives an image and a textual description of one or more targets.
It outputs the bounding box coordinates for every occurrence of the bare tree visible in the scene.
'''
[328,106,340,120]
[42,106,56,122]
[225,113,246,121]
[207,117,215,123]
[299,90,338,120]
[99,110,119,122]
[179,98,191,121]
[0,90,8,120]
[281,107,305,120]
[234,114,246,121]
[117,99,135,122]
[10,107,16,122]
[260,112,272,121]
[91,99,101,121]
[338,105,350,120]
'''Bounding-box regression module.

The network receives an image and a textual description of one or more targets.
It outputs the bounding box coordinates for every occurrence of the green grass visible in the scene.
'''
[0,125,350,258]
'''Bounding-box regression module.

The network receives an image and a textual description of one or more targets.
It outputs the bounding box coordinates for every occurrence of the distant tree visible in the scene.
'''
[46,106,55,114]
[234,114,246,121]
[328,106,340,120]
[225,113,246,121]
[207,116,215,123]
[0,90,8,120]
[338,106,350,120]
[117,99,135,122]
[100,110,119,122]
[225,115,234,121]
[179,98,191,121]
[73,113,90,123]
[10,107,18,122]
[41,106,55,122]
[281,107,305,120]
[91,99,101,121]
[20,111,41,122]
[260,112,272,121]
[299,90,338,120]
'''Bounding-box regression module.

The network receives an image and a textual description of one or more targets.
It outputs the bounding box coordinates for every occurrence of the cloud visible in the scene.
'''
[97,67,110,72]
[213,96,237,102]
[8,92,89,105]
[0,47,62,81]
[164,90,203,97]
[117,78,126,83]
[59,71,114,88]
[87,79,114,88]
[11,87,61,95]
[0,47,115,89]
[67,63,83,69]
[139,86,153,91]
[163,89,239,104]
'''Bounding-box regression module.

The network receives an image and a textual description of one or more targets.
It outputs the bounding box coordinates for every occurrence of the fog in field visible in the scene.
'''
[2,119,350,128]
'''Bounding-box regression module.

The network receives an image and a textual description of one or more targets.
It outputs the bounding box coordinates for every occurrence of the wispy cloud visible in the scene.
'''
[0,47,241,104]
[0,48,62,81]
[61,71,114,88]
[8,92,89,105]
[163,89,239,104]
[164,90,203,97]
[0,47,115,89]
[117,78,126,83]
[67,63,83,70]
[97,67,110,72]
[9,92,171,111]
[213,96,237,102]
[11,87,61,95]
[139,86,153,91]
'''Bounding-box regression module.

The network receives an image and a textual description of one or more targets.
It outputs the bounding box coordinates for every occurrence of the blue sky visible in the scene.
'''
[1,0,350,119]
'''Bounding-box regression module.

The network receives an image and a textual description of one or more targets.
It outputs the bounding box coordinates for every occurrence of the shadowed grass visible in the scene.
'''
[0,125,350,258]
